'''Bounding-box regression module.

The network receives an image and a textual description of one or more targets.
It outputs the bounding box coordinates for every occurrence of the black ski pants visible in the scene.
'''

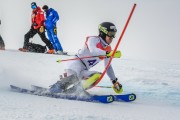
[24,27,53,50]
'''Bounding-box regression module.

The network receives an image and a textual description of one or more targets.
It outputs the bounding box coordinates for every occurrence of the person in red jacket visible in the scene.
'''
[19,2,54,54]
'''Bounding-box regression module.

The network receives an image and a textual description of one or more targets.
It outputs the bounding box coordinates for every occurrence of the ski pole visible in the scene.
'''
[57,55,107,63]
[95,85,112,88]
[90,3,137,89]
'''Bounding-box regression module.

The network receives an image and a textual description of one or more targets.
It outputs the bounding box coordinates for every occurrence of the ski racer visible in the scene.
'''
[19,2,54,54]
[61,22,123,94]
[42,5,64,54]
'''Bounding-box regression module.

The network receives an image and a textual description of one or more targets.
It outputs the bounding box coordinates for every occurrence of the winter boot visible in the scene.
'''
[47,49,55,54]
[19,48,28,52]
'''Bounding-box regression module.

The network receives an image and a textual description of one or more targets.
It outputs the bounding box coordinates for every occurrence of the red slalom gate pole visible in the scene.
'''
[92,4,137,88]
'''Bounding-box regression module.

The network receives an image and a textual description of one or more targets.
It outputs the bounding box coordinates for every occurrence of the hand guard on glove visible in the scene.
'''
[112,78,123,94]
[106,50,121,58]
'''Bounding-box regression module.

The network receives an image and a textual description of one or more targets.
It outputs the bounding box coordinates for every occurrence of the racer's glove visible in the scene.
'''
[106,50,121,58]
[112,78,123,94]
[39,26,44,33]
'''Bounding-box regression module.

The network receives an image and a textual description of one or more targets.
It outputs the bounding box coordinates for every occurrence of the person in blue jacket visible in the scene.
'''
[42,5,64,54]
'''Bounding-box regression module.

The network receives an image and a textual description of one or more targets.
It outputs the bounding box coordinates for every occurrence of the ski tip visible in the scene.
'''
[114,93,136,102]
[10,85,16,88]
[125,93,136,102]
[129,93,136,101]
[10,85,21,92]
[93,95,114,103]
[132,93,136,101]
[123,93,136,102]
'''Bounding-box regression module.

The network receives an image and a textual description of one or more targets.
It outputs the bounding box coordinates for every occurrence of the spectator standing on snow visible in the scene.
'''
[42,5,65,54]
[19,2,54,54]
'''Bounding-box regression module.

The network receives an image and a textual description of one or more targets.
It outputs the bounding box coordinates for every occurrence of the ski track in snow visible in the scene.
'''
[0,50,180,120]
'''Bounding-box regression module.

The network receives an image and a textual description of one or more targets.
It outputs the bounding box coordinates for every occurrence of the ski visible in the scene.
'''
[31,85,136,102]
[18,48,73,56]
[10,85,114,104]
[114,93,136,102]
[46,51,73,56]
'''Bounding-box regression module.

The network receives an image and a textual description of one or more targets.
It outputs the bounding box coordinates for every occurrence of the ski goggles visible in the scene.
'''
[31,5,37,9]
[107,31,116,38]
[98,25,116,38]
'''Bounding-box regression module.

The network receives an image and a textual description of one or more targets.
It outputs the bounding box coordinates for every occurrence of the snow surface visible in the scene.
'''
[0,50,180,120]
[1,0,180,119]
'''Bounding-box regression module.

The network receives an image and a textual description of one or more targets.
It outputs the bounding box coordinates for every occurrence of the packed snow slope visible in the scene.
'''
[0,50,180,120]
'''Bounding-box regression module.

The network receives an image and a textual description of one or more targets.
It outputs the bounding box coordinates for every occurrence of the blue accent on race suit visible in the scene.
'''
[45,8,63,51]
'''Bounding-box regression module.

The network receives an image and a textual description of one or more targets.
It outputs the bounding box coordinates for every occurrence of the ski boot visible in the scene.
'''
[49,74,81,94]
